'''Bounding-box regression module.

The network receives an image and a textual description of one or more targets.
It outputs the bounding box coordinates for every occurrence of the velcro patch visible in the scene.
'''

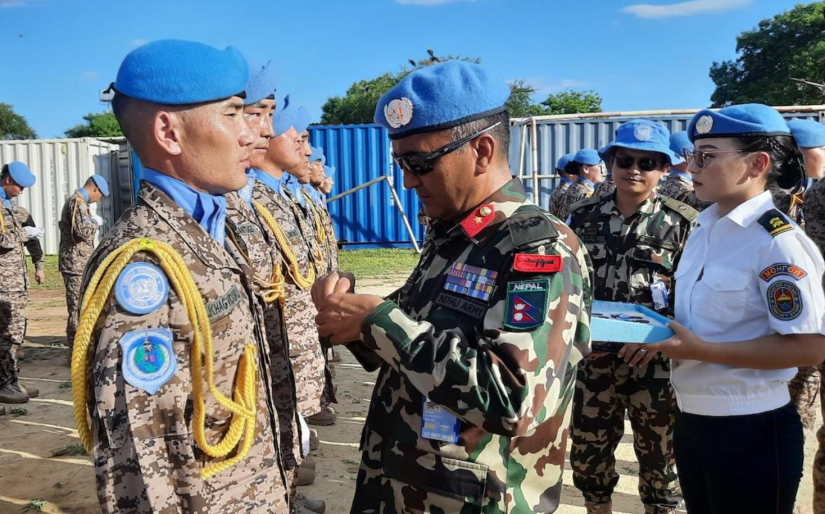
[234,222,260,236]
[767,281,803,321]
[513,253,562,273]
[119,328,178,395]
[115,262,170,315]
[760,263,807,282]
[434,292,486,320]
[504,278,550,331]
[206,285,242,321]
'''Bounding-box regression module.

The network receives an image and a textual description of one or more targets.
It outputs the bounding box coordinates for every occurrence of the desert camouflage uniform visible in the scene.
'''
[568,191,696,513]
[317,200,339,273]
[801,179,825,513]
[347,178,592,513]
[58,191,100,346]
[253,177,332,417]
[556,181,594,222]
[81,182,288,513]
[595,175,616,197]
[548,178,573,219]
[0,201,40,387]
[657,173,712,211]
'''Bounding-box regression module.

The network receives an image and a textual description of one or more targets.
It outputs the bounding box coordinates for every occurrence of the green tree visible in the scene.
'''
[0,103,37,140]
[65,112,123,138]
[709,2,825,107]
[505,80,550,118]
[540,90,602,115]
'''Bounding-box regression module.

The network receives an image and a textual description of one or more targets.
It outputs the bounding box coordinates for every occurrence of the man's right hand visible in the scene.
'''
[311,271,356,311]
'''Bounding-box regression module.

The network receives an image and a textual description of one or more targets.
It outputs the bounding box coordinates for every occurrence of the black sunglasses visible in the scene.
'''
[613,153,664,172]
[393,122,503,176]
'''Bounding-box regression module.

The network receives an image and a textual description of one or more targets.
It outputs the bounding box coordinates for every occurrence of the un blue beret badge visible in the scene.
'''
[384,98,414,128]
[768,280,803,321]
[634,124,653,142]
[119,328,177,395]
[115,262,170,315]
[696,115,714,135]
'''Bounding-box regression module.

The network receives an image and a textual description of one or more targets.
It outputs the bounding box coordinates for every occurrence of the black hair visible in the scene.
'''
[732,135,805,191]
[565,160,584,176]
[450,110,511,159]
[0,165,8,181]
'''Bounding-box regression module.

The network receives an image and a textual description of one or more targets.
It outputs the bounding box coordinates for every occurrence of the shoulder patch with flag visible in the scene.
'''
[504,278,550,331]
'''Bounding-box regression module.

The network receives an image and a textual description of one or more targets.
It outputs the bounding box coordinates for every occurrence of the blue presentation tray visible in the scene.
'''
[591,301,674,344]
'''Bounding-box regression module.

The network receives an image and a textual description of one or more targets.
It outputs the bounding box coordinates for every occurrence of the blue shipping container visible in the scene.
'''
[309,124,425,249]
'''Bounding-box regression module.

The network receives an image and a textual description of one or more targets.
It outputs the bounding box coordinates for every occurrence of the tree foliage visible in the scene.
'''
[65,112,123,138]
[0,103,37,140]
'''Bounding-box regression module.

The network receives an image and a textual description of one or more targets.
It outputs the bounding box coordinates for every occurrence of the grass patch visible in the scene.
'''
[53,482,63,489]
[23,500,48,512]
[27,255,64,290]
[9,407,28,417]
[50,443,88,457]
[338,249,419,279]
[58,381,71,389]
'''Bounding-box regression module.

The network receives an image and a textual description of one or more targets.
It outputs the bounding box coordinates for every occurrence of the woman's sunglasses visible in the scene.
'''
[393,122,503,176]
[683,149,749,169]
[613,153,664,172]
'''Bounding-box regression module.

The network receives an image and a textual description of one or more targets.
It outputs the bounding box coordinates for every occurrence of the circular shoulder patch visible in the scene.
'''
[115,262,170,315]
[695,115,714,135]
[384,98,414,129]
[767,280,803,321]
[118,328,178,395]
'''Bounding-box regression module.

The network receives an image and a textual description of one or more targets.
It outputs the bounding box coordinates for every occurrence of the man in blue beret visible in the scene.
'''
[310,60,592,514]
[548,153,575,218]
[58,174,109,357]
[557,148,603,221]
[568,119,695,514]
[658,131,712,211]
[77,40,289,513]
[0,161,44,404]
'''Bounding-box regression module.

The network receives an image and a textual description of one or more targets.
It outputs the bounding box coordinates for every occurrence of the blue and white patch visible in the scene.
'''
[115,262,170,315]
[118,328,177,395]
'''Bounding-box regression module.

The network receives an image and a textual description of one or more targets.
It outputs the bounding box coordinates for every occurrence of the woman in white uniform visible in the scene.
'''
[620,104,825,513]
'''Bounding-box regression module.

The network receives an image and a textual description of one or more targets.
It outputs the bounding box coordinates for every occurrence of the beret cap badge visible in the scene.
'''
[384,98,414,129]
[696,115,714,135]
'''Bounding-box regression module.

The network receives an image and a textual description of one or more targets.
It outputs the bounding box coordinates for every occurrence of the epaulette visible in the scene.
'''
[509,206,559,248]
[757,209,794,237]
[661,197,699,222]
[569,194,601,214]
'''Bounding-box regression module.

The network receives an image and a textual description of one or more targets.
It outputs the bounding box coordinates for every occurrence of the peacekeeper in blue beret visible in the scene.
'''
[73,40,290,513]
[310,60,592,513]
[0,161,44,404]
[556,148,603,221]
[548,153,575,218]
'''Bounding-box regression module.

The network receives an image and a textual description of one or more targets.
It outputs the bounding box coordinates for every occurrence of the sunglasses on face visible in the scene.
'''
[613,154,663,172]
[683,149,750,169]
[393,122,503,176]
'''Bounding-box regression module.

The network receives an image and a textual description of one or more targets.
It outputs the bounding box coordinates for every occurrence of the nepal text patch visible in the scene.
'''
[767,280,803,321]
[504,278,550,331]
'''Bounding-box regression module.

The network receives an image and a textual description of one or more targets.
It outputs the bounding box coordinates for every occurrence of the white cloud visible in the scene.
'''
[0,0,28,6]
[517,77,589,96]
[396,0,481,5]
[81,71,99,80]
[621,0,750,19]
[132,39,148,47]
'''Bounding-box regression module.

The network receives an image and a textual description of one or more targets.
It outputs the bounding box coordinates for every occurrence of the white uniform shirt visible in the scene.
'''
[671,191,825,416]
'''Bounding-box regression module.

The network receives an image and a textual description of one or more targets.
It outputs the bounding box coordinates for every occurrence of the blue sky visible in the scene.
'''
[0,0,811,138]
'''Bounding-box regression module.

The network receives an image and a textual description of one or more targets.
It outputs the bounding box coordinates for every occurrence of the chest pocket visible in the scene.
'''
[695,267,751,322]
[632,237,676,272]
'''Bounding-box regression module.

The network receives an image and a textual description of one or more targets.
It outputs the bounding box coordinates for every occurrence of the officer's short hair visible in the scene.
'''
[112,92,187,154]
[0,165,8,181]
[565,160,584,176]
[450,110,510,159]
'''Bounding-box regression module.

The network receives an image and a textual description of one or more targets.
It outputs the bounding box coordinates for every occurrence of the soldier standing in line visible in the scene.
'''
[557,148,602,222]
[548,153,575,218]
[11,202,46,363]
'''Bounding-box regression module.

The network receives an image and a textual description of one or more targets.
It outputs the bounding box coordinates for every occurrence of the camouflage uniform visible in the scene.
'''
[81,182,288,513]
[58,191,100,345]
[302,189,338,274]
[0,200,38,387]
[347,178,592,513]
[594,175,616,197]
[548,178,573,219]
[556,181,594,222]
[253,178,332,417]
[317,200,339,273]
[803,179,825,513]
[568,191,696,513]
[657,173,712,211]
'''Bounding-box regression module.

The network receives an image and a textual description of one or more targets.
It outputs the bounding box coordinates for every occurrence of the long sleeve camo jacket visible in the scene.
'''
[58,191,100,274]
[349,178,592,514]
[13,203,44,273]
[0,197,30,292]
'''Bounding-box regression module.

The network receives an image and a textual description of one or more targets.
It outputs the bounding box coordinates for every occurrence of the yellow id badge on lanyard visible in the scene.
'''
[422,396,460,443]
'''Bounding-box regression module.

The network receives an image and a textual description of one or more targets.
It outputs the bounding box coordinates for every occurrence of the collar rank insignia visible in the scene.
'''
[443,262,498,302]
[460,204,496,238]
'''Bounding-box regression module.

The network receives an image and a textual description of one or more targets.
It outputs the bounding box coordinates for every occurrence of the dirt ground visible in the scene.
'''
[0,284,819,514]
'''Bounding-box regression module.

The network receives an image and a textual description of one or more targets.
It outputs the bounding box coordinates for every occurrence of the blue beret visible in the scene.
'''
[688,104,789,142]
[788,119,825,149]
[114,39,249,105]
[310,147,325,164]
[274,94,299,137]
[374,60,510,140]
[324,165,335,176]
[556,153,575,172]
[244,59,277,106]
[294,107,311,133]
[91,175,110,197]
[669,131,694,156]
[5,161,35,188]
[599,120,680,165]
[573,149,602,166]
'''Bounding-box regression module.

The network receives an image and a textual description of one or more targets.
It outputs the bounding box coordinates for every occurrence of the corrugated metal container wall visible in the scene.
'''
[508,110,825,209]
[309,124,425,248]
[0,138,120,254]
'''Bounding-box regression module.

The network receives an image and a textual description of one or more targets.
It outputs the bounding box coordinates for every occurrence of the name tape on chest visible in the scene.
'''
[119,328,178,395]
[206,285,242,321]
[233,222,260,236]
[442,262,498,302]
[434,292,486,320]
[115,262,170,315]
[504,277,551,331]
[760,263,807,282]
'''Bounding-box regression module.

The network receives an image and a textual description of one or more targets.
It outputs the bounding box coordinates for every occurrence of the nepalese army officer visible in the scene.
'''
[557,149,602,222]
[568,120,696,514]
[58,174,109,351]
[0,162,44,404]
[548,153,575,219]
[11,202,46,363]
[76,40,288,513]
[312,60,592,514]
[657,131,712,211]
